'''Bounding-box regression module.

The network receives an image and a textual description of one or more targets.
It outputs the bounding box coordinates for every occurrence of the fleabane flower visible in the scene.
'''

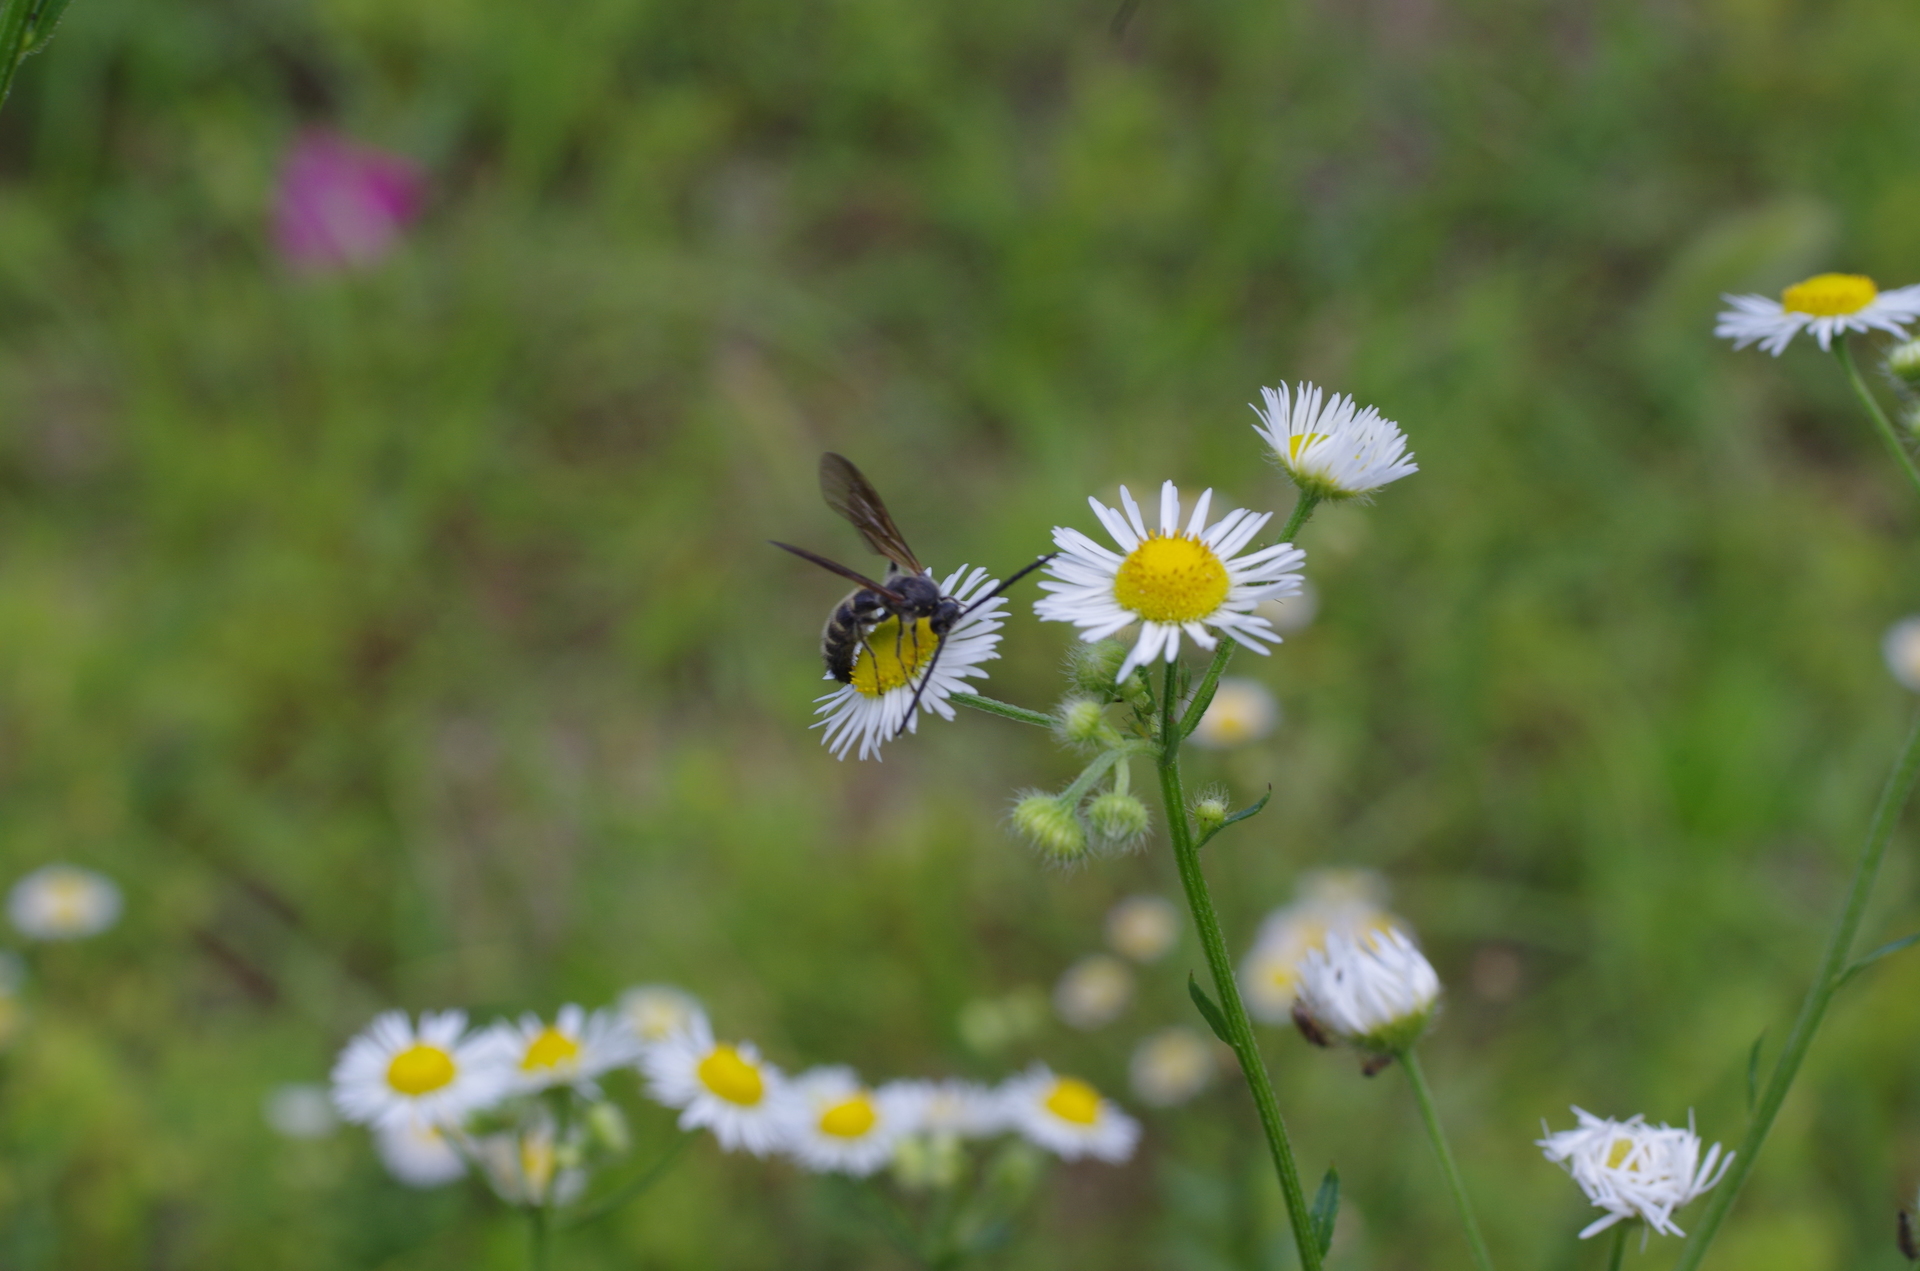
[331,1010,509,1132]
[618,984,704,1047]
[641,1012,790,1155]
[892,1078,1009,1139]
[1884,616,1920,691]
[1188,676,1280,748]
[1105,894,1180,963]
[1052,954,1134,1030]
[1716,273,1920,356]
[778,1068,922,1176]
[1001,1065,1140,1163]
[1036,482,1303,681]
[1129,1027,1217,1108]
[9,865,122,940]
[1537,1108,1733,1239]
[374,1115,469,1188]
[1294,928,1440,1055]
[473,1110,588,1207]
[816,565,1008,762]
[488,1004,640,1095]
[1252,383,1417,501]
[1240,870,1402,1024]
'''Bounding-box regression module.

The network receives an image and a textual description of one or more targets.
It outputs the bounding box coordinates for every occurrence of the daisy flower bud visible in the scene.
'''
[1065,638,1134,698]
[9,865,121,941]
[1192,793,1229,833]
[1011,792,1090,863]
[1717,272,1920,356]
[583,1100,631,1156]
[1294,929,1440,1056]
[1086,790,1151,849]
[1537,1107,1733,1239]
[1253,383,1417,502]
[1055,696,1119,749]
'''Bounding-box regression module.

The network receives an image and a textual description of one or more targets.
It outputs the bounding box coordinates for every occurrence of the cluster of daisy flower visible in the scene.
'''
[328,983,1140,1211]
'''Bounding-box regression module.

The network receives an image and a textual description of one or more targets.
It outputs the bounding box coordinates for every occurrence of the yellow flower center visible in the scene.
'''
[1044,1076,1103,1126]
[386,1043,457,1096]
[1606,1138,1638,1170]
[521,1026,580,1072]
[696,1044,765,1106]
[1781,273,1877,317]
[850,617,940,697]
[1285,433,1326,466]
[1112,534,1230,624]
[818,1093,878,1139]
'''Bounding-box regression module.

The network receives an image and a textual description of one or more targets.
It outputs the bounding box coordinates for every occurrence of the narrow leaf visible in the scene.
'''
[1309,1165,1340,1257]
[1187,973,1232,1045]
[23,0,72,52]
[1839,931,1920,988]
[1745,1033,1764,1115]
[1219,786,1272,830]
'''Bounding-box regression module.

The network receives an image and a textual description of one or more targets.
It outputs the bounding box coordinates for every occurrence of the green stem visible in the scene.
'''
[951,692,1053,729]
[1672,711,1920,1271]
[527,1205,551,1271]
[562,1135,687,1230]
[1607,1223,1629,1271]
[1399,1047,1496,1271]
[1156,660,1323,1271]
[1836,340,1920,503]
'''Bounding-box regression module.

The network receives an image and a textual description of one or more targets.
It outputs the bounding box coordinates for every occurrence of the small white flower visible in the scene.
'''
[331,1010,510,1132]
[1717,273,1920,356]
[778,1068,923,1176]
[618,984,704,1046]
[889,1078,1009,1138]
[1537,1107,1733,1239]
[1129,1028,1217,1108]
[1001,1065,1140,1163]
[8,865,121,940]
[1036,482,1304,681]
[473,1110,588,1207]
[1188,677,1280,749]
[1885,616,1920,691]
[1252,383,1417,501]
[640,1012,791,1155]
[263,1083,340,1139]
[1294,928,1440,1054]
[815,565,1009,761]
[1239,870,1401,1024]
[374,1115,469,1188]
[1053,954,1134,1030]
[487,1004,640,1095]
[1105,894,1180,963]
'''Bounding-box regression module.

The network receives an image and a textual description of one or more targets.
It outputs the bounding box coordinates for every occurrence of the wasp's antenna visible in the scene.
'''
[893,553,1058,737]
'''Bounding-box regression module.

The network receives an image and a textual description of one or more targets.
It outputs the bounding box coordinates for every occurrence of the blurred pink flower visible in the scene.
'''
[273,130,424,273]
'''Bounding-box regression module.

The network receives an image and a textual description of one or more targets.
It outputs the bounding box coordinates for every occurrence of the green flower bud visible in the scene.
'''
[1086,791,1151,849]
[1192,794,1229,833]
[1066,639,1132,697]
[583,1100,631,1157]
[1890,339,1920,387]
[1011,792,1090,862]
[1054,696,1120,749]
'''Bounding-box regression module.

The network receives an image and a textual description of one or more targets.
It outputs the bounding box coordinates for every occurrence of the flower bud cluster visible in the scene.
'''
[1009,695,1156,863]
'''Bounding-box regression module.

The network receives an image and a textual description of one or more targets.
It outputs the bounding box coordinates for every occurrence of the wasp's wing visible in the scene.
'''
[770,541,909,602]
[819,453,923,575]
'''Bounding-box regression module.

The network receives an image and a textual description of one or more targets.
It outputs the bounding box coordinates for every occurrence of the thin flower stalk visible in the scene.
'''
[1835,340,1920,502]
[1399,1048,1495,1271]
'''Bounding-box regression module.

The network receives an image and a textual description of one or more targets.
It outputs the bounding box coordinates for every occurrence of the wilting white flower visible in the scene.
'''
[1252,383,1417,501]
[1240,870,1402,1023]
[331,1010,509,1132]
[1884,616,1920,691]
[1537,1107,1733,1238]
[374,1115,469,1187]
[1105,894,1180,963]
[8,865,121,940]
[486,1004,640,1094]
[779,1068,923,1176]
[1294,928,1440,1054]
[1036,482,1305,681]
[815,565,1009,761]
[473,1110,588,1207]
[1053,954,1134,1030]
[618,984,704,1046]
[640,1012,792,1155]
[1188,677,1280,748]
[1717,273,1920,356]
[1002,1065,1139,1163]
[1129,1028,1217,1107]
[264,1083,340,1139]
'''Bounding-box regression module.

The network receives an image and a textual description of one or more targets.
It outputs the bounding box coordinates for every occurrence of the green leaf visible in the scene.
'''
[1309,1165,1340,1257]
[1745,1033,1764,1115]
[1187,974,1232,1045]
[23,0,71,52]
[1838,931,1920,988]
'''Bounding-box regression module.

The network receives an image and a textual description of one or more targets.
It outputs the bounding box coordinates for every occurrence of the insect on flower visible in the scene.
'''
[773,453,1054,738]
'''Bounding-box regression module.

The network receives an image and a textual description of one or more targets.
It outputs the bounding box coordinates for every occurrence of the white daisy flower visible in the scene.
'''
[1884,616,1920,691]
[1240,870,1401,1024]
[473,1110,588,1207]
[1129,1027,1217,1108]
[488,1004,640,1095]
[1036,482,1304,681]
[1294,928,1441,1055]
[8,865,122,940]
[815,564,1009,761]
[1104,894,1180,964]
[1538,1107,1733,1239]
[374,1114,469,1188]
[1188,676,1280,749]
[263,1083,340,1139]
[1002,1065,1139,1163]
[778,1068,923,1176]
[1252,383,1417,501]
[618,984,704,1046]
[640,1012,791,1155]
[331,1010,510,1132]
[1716,273,1920,356]
[890,1078,1009,1138]
[1052,954,1134,1030]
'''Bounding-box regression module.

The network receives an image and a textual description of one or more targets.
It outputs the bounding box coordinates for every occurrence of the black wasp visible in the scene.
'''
[773,453,1053,732]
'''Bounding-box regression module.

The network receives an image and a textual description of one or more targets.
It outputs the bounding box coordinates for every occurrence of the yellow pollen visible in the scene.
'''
[1606,1138,1637,1170]
[386,1043,457,1096]
[1112,534,1230,624]
[818,1093,878,1139]
[850,616,940,698]
[520,1026,580,1072]
[1286,433,1326,465]
[696,1044,765,1106]
[1044,1077,1103,1126]
[1781,273,1877,317]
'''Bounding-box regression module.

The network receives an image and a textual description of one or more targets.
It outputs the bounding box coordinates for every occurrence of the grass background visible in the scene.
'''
[1,0,1919,1265]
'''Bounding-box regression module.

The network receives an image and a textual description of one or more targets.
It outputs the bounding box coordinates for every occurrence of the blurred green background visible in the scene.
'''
[1,0,1919,1265]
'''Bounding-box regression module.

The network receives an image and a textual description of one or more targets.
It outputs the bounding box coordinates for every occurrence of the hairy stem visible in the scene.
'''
[1400,1047,1496,1271]
[951,692,1053,729]
[1607,1223,1629,1271]
[1836,340,1920,502]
